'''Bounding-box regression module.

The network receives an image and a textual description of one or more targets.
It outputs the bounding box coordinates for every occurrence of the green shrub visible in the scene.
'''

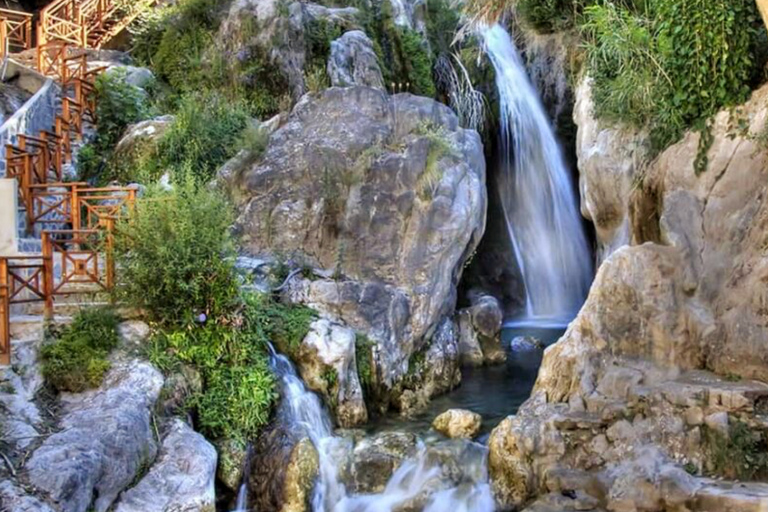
[395,28,436,97]
[42,307,120,392]
[193,363,276,441]
[355,333,374,393]
[145,292,315,441]
[155,92,249,182]
[113,181,239,325]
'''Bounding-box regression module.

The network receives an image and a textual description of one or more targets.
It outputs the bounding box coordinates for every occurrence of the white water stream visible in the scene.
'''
[264,343,494,512]
[483,25,593,327]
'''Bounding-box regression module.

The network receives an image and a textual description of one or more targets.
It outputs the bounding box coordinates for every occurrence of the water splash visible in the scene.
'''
[482,25,593,326]
[266,343,494,512]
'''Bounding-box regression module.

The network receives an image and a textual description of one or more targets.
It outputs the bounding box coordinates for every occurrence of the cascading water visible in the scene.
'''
[482,24,593,326]
[266,343,494,512]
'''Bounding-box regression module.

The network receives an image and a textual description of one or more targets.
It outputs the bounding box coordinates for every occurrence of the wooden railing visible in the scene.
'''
[0,8,32,58]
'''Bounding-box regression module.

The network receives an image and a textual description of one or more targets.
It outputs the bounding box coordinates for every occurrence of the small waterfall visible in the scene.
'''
[482,25,593,326]
[266,343,494,512]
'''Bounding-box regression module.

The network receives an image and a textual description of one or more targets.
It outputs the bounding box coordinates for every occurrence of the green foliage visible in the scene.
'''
[355,333,374,393]
[414,121,457,199]
[425,0,461,56]
[113,181,239,325]
[78,70,150,184]
[42,308,120,392]
[582,0,765,155]
[237,122,271,160]
[263,299,318,359]
[395,28,436,97]
[704,421,768,481]
[154,92,249,182]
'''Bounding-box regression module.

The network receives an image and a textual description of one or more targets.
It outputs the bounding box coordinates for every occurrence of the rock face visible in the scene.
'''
[346,431,418,493]
[113,419,217,512]
[328,31,384,90]
[574,78,650,262]
[290,318,368,427]
[489,82,768,512]
[217,0,358,100]
[432,409,482,439]
[0,480,56,512]
[224,86,486,395]
[26,359,164,512]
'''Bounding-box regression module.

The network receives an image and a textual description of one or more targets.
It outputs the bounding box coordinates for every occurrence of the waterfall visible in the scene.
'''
[482,25,593,326]
[266,343,494,512]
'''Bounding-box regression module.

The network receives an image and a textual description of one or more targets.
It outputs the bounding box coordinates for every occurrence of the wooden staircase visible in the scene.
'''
[0,4,146,366]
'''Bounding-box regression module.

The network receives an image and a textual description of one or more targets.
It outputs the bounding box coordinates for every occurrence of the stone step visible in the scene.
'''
[21,299,110,317]
[693,479,768,512]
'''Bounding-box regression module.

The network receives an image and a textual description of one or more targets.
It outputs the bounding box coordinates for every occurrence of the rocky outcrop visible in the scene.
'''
[0,480,56,512]
[327,31,384,90]
[489,82,768,511]
[217,0,358,100]
[574,78,650,262]
[113,419,217,512]
[225,86,486,397]
[432,409,482,439]
[26,359,163,512]
[289,318,368,427]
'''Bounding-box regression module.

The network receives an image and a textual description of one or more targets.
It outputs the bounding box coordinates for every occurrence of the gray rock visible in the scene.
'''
[106,65,155,89]
[224,86,486,394]
[457,295,505,365]
[214,437,248,493]
[328,31,385,90]
[0,480,56,512]
[432,409,482,439]
[26,360,164,512]
[510,336,544,352]
[113,419,217,512]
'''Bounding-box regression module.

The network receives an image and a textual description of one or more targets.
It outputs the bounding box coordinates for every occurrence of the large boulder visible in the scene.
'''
[432,408,482,439]
[328,31,385,90]
[456,293,505,366]
[346,431,418,493]
[26,359,163,512]
[224,86,486,393]
[113,420,217,512]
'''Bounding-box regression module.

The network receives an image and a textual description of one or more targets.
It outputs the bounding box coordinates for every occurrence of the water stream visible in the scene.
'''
[266,343,495,512]
[482,24,593,327]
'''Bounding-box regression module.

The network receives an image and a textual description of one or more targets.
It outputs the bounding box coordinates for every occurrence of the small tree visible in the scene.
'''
[113,179,239,325]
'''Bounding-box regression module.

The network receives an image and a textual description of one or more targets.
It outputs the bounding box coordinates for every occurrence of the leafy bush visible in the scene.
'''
[583,0,764,153]
[42,308,120,392]
[113,181,239,325]
[145,293,315,441]
[355,333,374,394]
[155,92,249,182]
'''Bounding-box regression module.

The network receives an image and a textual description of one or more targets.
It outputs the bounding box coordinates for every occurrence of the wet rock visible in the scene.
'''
[510,336,544,352]
[394,318,461,416]
[224,87,485,395]
[432,409,482,439]
[106,65,154,89]
[328,31,384,90]
[282,437,320,512]
[290,318,368,427]
[348,431,419,493]
[248,421,319,512]
[214,438,248,493]
[26,359,164,512]
[113,419,217,512]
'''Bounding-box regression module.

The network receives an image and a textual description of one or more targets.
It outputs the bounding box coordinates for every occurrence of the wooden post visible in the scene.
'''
[105,218,114,290]
[71,183,80,231]
[42,232,53,319]
[0,257,10,366]
[0,20,7,60]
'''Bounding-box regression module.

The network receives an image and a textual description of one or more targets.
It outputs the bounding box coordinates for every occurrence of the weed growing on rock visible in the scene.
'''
[355,333,375,394]
[42,307,120,392]
[704,421,768,481]
[414,121,457,199]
